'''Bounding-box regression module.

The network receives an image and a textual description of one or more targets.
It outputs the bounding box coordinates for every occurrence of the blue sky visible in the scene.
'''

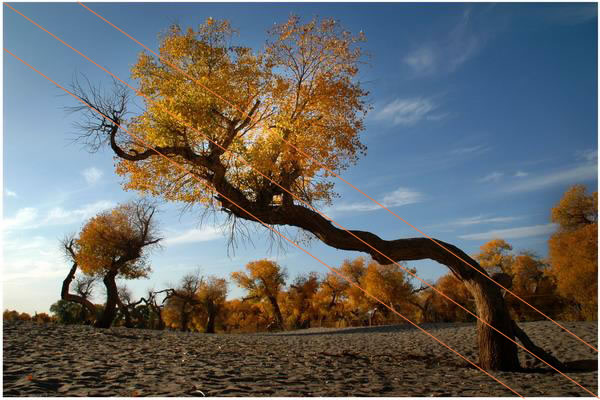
[3,2,597,314]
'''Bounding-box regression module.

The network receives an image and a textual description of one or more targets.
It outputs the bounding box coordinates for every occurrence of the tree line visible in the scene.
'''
[6,183,595,333]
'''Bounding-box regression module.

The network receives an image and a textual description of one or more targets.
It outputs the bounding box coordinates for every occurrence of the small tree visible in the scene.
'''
[163,272,204,332]
[196,276,228,333]
[282,272,320,329]
[50,299,87,324]
[73,200,161,328]
[231,259,287,330]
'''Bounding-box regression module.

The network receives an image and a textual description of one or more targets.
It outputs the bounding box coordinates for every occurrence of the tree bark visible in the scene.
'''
[117,297,133,328]
[95,270,119,329]
[268,296,284,330]
[61,262,97,322]
[206,306,217,334]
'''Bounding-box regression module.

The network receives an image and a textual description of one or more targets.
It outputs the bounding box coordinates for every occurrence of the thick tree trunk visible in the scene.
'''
[95,270,119,329]
[466,278,520,371]
[61,262,97,322]
[268,296,284,330]
[180,308,190,332]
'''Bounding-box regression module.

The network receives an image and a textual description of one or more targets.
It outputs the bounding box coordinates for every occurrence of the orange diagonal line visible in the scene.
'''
[6,4,596,394]
[76,0,598,354]
[3,47,526,398]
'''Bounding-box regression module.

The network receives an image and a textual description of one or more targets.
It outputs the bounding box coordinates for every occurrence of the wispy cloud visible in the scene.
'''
[451,215,521,227]
[5,189,17,198]
[163,226,223,246]
[3,208,38,231]
[450,145,490,156]
[331,187,424,214]
[82,167,103,184]
[503,164,597,193]
[404,8,489,76]
[374,97,440,126]
[404,47,436,74]
[428,214,521,232]
[479,171,504,183]
[514,171,529,178]
[3,200,115,232]
[459,223,557,240]
[3,235,68,282]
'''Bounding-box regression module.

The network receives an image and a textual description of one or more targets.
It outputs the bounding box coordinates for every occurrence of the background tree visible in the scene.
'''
[50,299,88,324]
[509,252,561,321]
[360,261,417,325]
[476,239,514,275]
[548,184,598,320]
[231,259,287,330]
[196,276,228,333]
[281,272,320,329]
[313,270,348,327]
[70,14,558,370]
[74,199,161,328]
[162,272,204,332]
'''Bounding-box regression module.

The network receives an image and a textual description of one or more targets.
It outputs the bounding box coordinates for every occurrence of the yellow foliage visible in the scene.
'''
[548,185,597,320]
[116,15,369,211]
[475,239,514,275]
[74,202,155,279]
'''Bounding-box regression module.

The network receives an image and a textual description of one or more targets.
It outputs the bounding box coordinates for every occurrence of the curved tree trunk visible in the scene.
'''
[61,262,97,322]
[103,121,562,371]
[95,270,119,329]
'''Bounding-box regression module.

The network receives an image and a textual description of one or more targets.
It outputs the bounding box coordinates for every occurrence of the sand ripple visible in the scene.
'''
[3,320,597,396]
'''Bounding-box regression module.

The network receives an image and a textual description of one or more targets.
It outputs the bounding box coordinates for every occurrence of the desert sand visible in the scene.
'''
[3,320,597,397]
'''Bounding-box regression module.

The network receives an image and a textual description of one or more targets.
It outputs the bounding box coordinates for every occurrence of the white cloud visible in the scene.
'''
[404,47,436,74]
[5,189,17,198]
[43,200,114,226]
[450,145,490,156]
[3,235,68,282]
[459,223,557,241]
[3,208,38,231]
[331,187,424,213]
[82,167,103,184]
[451,215,520,227]
[514,171,529,178]
[479,172,504,183]
[374,98,438,126]
[504,164,597,193]
[163,226,223,246]
[3,200,115,232]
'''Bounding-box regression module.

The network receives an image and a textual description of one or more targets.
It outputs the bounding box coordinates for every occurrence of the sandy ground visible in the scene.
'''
[3,320,598,397]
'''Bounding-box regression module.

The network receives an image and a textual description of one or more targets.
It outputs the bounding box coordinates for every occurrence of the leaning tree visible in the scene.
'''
[68,15,561,370]
[65,200,161,328]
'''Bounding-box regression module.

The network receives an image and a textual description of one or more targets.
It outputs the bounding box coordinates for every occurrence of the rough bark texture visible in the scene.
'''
[61,262,97,322]
[95,270,119,329]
